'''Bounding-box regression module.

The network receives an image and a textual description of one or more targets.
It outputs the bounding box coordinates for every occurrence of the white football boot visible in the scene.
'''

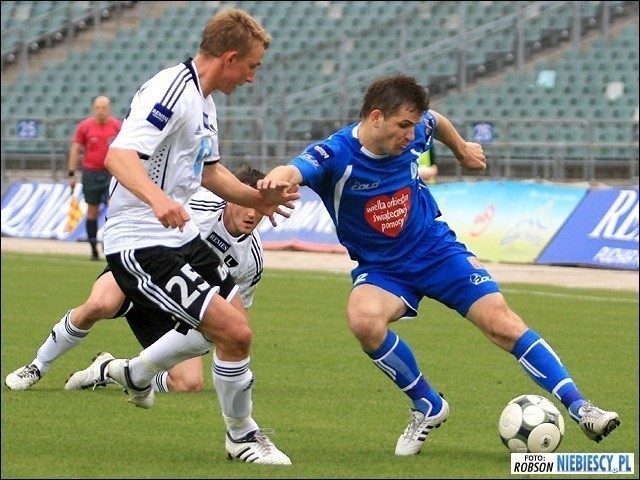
[106,358,154,409]
[65,352,116,390]
[395,397,450,456]
[5,364,42,391]
[579,401,620,442]
[225,429,292,465]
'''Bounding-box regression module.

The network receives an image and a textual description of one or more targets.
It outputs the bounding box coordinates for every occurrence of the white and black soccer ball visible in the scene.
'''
[498,394,565,453]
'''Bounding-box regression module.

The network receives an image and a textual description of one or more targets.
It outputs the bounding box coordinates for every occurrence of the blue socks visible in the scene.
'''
[512,329,585,421]
[367,330,442,417]
[367,328,585,422]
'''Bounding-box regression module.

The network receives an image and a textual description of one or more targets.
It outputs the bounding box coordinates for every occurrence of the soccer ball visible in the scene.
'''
[498,394,565,453]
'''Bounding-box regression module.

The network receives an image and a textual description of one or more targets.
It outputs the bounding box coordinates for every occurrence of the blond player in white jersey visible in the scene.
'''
[80,8,293,465]
[98,9,296,465]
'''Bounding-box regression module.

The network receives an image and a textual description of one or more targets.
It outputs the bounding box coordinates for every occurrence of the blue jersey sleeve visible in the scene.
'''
[288,141,337,191]
[422,111,437,148]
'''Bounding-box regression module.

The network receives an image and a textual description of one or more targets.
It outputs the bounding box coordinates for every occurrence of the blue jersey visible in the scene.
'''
[290,111,499,317]
[290,112,441,268]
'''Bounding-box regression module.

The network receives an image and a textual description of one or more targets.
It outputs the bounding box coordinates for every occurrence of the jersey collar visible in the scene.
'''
[182,57,204,98]
[353,122,388,159]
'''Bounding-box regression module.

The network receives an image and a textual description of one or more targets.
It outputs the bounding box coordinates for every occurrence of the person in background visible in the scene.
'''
[417,145,437,184]
[67,95,122,260]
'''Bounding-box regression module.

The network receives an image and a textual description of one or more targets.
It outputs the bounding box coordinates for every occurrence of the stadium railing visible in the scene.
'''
[1,116,637,187]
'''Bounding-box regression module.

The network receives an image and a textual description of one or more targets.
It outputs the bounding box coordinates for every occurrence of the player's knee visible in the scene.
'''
[232,325,253,351]
[218,324,253,356]
[174,379,204,393]
[169,375,204,393]
[83,296,120,320]
[484,307,527,349]
[347,312,384,346]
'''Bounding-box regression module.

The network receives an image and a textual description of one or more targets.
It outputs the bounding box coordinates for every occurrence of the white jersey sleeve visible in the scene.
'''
[189,188,264,309]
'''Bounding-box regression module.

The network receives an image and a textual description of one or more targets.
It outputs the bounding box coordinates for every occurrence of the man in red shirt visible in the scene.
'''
[68,96,122,260]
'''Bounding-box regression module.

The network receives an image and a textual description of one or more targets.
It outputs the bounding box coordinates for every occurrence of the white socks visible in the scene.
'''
[152,371,169,392]
[212,350,259,439]
[124,330,259,440]
[34,310,89,374]
[128,329,212,387]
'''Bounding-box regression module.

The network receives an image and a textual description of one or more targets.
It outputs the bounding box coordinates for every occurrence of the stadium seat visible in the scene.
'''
[2,1,638,162]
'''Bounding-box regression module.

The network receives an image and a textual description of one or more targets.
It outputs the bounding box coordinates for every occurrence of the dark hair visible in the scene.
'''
[359,74,430,119]
[235,165,266,188]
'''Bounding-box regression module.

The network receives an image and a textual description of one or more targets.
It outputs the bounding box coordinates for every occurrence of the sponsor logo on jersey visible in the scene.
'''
[305,143,334,164]
[466,256,485,269]
[425,117,434,137]
[348,179,380,190]
[364,187,411,238]
[224,254,239,268]
[299,152,319,167]
[470,273,494,285]
[203,112,217,133]
[206,231,231,253]
[146,103,173,130]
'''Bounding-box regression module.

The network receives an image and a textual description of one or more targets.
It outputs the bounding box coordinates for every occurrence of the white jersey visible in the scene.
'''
[104,59,220,255]
[189,188,263,309]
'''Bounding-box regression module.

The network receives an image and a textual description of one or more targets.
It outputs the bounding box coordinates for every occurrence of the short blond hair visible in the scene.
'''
[199,8,271,59]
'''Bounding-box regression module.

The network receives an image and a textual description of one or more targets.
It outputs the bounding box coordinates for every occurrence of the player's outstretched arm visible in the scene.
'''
[258,165,303,189]
[431,110,487,171]
[202,163,300,226]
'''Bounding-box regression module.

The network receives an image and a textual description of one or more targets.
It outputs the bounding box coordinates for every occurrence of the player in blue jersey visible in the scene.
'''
[259,74,620,456]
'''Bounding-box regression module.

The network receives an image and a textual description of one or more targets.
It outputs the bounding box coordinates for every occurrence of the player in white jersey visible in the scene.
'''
[32,9,292,465]
[5,166,265,394]
[99,9,295,465]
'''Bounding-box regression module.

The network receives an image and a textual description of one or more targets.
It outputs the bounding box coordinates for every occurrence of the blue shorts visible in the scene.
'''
[351,221,500,318]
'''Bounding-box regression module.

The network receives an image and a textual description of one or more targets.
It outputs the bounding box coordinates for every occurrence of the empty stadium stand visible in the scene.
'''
[1,1,638,184]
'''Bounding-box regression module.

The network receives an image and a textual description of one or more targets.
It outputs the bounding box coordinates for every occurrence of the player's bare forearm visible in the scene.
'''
[432,111,487,171]
[202,163,263,208]
[258,165,303,189]
[68,143,82,171]
[432,111,465,154]
[203,163,300,227]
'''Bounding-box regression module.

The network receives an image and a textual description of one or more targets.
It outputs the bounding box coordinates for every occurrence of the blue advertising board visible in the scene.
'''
[2,181,636,272]
[536,187,638,270]
[1,181,105,241]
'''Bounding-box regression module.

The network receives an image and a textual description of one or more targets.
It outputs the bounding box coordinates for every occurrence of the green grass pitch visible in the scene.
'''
[1,252,638,478]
